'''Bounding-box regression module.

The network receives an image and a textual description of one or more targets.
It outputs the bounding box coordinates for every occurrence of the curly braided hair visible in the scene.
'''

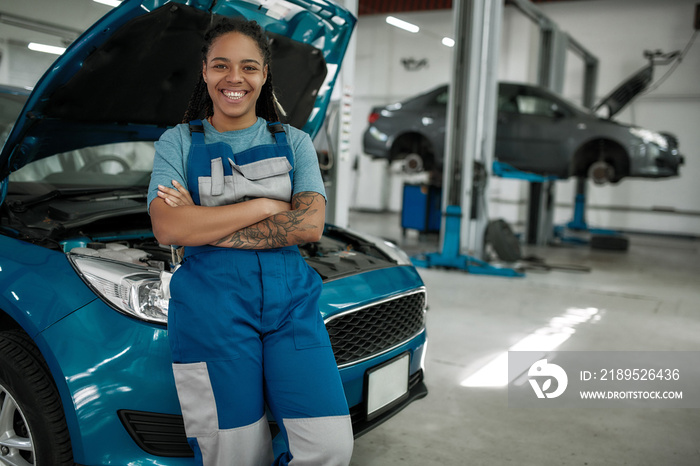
[182,17,284,124]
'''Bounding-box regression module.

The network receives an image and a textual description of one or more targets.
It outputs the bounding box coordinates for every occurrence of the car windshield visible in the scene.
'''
[9,141,155,188]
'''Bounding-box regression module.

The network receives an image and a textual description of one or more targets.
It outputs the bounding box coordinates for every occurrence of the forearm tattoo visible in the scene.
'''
[214,192,320,249]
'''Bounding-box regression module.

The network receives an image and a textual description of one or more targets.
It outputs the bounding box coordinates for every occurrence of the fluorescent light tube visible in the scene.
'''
[93,0,122,7]
[28,42,66,55]
[386,16,419,33]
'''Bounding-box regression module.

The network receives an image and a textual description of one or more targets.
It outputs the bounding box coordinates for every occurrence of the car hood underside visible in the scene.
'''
[0,0,355,179]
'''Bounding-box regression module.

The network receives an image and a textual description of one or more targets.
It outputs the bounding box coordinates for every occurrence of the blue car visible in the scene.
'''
[0,1,427,465]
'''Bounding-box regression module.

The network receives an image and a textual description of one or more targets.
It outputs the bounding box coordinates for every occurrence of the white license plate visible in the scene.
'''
[367,353,410,418]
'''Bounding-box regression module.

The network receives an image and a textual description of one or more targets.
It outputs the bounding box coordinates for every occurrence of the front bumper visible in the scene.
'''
[39,270,428,464]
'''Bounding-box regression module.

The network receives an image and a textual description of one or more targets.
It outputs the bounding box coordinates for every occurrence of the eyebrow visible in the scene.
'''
[209,57,262,66]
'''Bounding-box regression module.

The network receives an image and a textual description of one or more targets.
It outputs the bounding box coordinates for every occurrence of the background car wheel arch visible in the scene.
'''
[572,138,630,183]
[390,132,436,171]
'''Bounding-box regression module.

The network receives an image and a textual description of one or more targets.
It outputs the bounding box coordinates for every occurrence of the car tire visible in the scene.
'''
[0,330,73,466]
[485,219,522,263]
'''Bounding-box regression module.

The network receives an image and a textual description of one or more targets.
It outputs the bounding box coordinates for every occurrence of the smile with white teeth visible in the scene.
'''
[222,90,247,100]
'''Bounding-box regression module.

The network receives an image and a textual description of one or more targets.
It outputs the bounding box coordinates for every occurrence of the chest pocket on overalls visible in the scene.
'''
[198,155,292,206]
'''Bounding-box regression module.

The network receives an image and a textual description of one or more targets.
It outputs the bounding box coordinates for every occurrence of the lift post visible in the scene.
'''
[553,177,629,249]
[411,0,521,277]
[505,0,599,246]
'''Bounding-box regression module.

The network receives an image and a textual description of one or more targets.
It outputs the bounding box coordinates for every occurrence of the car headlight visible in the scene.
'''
[629,127,668,149]
[68,254,170,324]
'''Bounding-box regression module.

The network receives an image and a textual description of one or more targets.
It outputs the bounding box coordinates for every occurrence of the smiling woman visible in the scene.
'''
[0,2,431,465]
[148,17,353,466]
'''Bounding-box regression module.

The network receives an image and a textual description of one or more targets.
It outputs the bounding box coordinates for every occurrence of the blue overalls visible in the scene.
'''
[167,120,353,466]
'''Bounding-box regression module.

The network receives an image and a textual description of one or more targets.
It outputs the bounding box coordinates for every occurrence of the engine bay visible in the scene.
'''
[2,192,398,280]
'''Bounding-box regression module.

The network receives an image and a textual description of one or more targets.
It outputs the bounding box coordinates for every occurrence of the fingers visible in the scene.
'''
[158,180,193,207]
[173,180,195,206]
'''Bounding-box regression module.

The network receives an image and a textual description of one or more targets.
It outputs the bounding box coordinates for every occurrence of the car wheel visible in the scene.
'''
[587,160,615,185]
[392,135,435,173]
[0,330,73,466]
[403,153,424,173]
[484,219,522,263]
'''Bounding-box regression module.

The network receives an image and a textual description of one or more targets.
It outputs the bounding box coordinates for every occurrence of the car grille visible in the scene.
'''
[325,288,426,368]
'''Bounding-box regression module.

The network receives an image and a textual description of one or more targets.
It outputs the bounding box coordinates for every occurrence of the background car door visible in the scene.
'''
[495,84,572,177]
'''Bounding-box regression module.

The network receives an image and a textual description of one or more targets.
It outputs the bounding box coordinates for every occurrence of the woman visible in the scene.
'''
[148,17,354,466]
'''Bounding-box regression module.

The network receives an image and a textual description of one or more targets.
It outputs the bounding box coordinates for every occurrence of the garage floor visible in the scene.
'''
[346,210,700,466]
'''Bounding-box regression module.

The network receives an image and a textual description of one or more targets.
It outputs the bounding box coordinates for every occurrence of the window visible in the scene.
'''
[516,95,559,117]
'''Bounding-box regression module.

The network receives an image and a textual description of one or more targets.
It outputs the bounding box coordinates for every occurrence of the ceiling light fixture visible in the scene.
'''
[93,0,122,7]
[28,42,66,55]
[442,37,455,47]
[386,16,419,33]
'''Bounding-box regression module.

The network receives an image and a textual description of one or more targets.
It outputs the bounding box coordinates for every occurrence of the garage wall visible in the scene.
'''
[350,0,700,237]
[350,10,456,212]
[1,0,697,236]
[540,0,700,236]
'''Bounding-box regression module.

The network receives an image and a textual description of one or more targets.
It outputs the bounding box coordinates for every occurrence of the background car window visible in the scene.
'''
[9,141,155,186]
[498,94,519,113]
[435,90,449,106]
[515,95,559,117]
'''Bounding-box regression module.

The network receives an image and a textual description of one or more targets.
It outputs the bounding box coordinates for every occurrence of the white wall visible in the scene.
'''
[351,11,456,211]
[350,0,700,236]
[540,0,700,235]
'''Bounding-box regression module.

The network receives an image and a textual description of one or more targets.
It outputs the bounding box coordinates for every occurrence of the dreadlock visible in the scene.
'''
[182,17,285,124]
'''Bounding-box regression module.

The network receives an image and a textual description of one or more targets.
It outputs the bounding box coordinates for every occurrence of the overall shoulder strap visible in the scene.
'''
[188,120,205,144]
[267,121,288,145]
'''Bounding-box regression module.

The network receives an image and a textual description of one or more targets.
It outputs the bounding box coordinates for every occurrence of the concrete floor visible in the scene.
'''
[346,211,700,466]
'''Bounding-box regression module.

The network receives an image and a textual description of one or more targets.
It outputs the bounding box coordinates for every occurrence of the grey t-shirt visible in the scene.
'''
[147,117,325,211]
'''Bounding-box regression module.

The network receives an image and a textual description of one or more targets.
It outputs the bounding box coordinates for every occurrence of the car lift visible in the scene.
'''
[411,0,609,274]
[492,160,558,247]
[493,160,629,250]
[410,0,522,277]
[553,178,629,250]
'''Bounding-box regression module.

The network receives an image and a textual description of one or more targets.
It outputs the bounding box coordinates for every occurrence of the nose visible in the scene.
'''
[226,66,243,83]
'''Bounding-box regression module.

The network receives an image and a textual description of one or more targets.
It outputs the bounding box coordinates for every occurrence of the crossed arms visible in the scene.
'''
[150,180,325,249]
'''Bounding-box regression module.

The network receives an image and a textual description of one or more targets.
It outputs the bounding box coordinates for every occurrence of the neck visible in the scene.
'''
[209,114,258,132]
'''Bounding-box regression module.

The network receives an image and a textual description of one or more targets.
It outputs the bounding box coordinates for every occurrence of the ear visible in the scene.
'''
[262,64,268,84]
[202,61,208,83]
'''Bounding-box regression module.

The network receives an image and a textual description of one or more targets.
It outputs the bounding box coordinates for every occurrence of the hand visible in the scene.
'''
[157,180,194,207]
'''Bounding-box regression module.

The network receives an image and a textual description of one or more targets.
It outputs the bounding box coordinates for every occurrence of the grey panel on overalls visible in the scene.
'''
[198,156,292,206]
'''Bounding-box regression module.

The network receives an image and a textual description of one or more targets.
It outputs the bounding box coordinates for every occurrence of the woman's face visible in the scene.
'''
[203,31,268,131]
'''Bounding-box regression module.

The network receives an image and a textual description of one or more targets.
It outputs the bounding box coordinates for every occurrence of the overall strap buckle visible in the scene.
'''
[189,120,205,144]
[267,122,288,146]
[267,122,285,134]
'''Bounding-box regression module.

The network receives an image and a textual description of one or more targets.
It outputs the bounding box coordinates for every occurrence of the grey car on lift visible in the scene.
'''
[362,67,684,183]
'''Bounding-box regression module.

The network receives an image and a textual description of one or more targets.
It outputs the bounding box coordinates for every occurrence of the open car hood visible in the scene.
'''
[0,0,355,179]
[593,63,653,118]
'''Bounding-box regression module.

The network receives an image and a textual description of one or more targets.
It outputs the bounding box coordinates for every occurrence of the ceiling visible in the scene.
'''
[0,0,589,47]
[358,0,588,16]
